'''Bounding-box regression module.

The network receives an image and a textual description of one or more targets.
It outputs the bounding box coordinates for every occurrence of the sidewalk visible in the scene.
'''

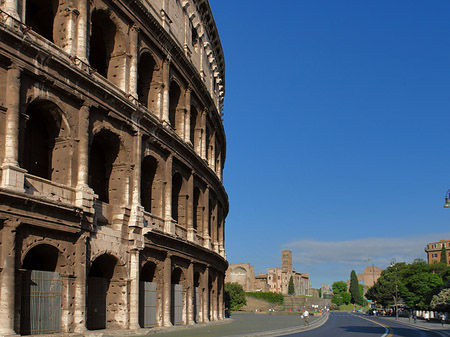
[373,314,450,337]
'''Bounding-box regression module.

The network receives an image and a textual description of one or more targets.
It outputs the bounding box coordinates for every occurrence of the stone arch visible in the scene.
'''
[171,172,183,223]
[190,102,202,153]
[137,51,160,112]
[21,99,71,183]
[141,154,164,217]
[86,253,127,330]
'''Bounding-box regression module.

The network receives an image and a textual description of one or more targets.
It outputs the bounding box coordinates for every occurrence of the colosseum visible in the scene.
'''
[0,0,228,335]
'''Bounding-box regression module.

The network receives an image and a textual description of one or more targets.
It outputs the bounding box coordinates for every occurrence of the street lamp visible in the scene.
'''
[444,190,450,208]
[391,259,399,321]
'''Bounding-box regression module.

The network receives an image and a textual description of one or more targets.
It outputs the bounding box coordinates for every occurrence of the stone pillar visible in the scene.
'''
[186,173,194,241]
[76,0,89,62]
[162,254,172,327]
[201,109,207,160]
[129,114,143,230]
[75,104,94,210]
[0,0,20,22]
[3,64,21,167]
[61,275,71,332]
[186,262,194,324]
[162,58,171,124]
[2,64,26,193]
[128,24,139,100]
[202,267,209,322]
[218,275,224,320]
[63,7,80,55]
[210,132,216,171]
[128,248,140,329]
[184,88,191,143]
[0,220,17,335]
[203,187,210,249]
[164,155,174,234]
[73,234,87,332]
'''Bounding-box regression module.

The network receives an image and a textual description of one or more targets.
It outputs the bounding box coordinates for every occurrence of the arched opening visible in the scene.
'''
[87,254,124,330]
[88,129,120,203]
[139,261,157,328]
[171,172,183,223]
[21,244,62,335]
[137,53,157,109]
[141,155,162,215]
[25,0,58,42]
[169,81,181,130]
[171,267,186,325]
[194,272,201,323]
[89,10,116,78]
[22,100,67,181]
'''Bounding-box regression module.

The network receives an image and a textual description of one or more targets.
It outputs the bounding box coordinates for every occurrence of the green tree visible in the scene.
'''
[332,281,347,294]
[224,282,246,311]
[366,260,444,309]
[349,270,360,304]
[288,276,295,295]
[358,284,365,306]
[318,288,322,298]
[441,245,448,265]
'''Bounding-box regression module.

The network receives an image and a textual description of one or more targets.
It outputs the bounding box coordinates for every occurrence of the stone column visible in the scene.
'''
[202,267,209,322]
[162,254,172,327]
[75,0,89,62]
[73,233,87,332]
[75,104,94,210]
[218,275,224,320]
[129,248,140,329]
[186,262,194,325]
[128,24,139,100]
[2,64,26,192]
[201,109,207,160]
[184,88,191,143]
[63,7,80,55]
[162,58,171,124]
[203,187,210,249]
[0,220,17,335]
[164,155,174,234]
[3,64,21,167]
[210,132,216,170]
[0,0,20,22]
[129,114,143,229]
[186,173,194,241]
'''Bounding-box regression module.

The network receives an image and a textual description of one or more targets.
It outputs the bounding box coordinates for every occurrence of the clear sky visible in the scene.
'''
[209,0,450,288]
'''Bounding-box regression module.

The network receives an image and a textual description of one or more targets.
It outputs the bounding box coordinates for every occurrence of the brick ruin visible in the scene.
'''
[0,0,228,335]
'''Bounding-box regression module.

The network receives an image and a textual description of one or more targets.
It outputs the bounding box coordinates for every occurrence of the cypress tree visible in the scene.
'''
[440,245,448,265]
[349,270,359,304]
[288,276,295,295]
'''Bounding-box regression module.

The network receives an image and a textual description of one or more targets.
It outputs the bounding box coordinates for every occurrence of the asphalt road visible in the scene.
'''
[284,312,449,337]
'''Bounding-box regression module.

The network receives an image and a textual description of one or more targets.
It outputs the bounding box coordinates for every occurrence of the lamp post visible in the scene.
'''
[444,190,450,208]
[391,258,398,320]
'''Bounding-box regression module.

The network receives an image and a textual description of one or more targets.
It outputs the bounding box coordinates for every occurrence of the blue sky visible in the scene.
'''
[209,0,450,288]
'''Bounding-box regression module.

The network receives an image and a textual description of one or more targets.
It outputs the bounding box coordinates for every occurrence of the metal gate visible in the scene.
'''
[21,270,62,335]
[194,287,200,322]
[86,277,108,330]
[139,281,156,328]
[171,284,183,325]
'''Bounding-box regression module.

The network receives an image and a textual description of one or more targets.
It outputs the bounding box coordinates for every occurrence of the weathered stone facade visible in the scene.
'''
[0,0,227,335]
[225,263,255,292]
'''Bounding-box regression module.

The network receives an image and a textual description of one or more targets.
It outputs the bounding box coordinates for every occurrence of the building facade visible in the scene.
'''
[225,263,255,292]
[0,0,228,335]
[357,266,383,287]
[425,240,450,265]
[267,250,312,296]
